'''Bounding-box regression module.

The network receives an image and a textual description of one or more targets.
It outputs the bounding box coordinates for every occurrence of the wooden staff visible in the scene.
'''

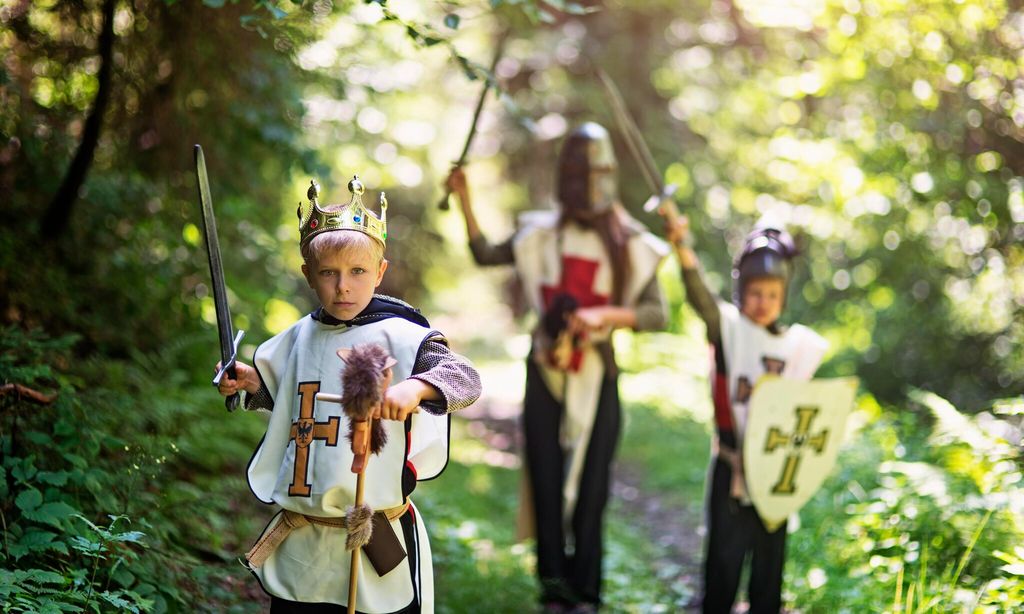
[347,418,370,614]
[316,344,397,614]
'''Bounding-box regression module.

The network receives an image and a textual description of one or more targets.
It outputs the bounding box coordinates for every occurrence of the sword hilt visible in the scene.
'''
[438,160,466,211]
[212,329,246,412]
[642,183,679,214]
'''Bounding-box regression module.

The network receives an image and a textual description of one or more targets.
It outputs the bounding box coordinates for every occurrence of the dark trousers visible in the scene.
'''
[702,457,787,614]
[523,358,621,607]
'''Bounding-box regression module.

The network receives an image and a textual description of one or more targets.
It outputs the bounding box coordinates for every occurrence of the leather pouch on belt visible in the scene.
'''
[363,512,407,576]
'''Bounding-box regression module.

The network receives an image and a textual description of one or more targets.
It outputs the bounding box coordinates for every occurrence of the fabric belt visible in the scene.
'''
[245,500,411,568]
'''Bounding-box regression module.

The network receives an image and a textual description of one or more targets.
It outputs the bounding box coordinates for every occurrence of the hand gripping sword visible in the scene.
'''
[594,67,682,223]
[194,144,245,411]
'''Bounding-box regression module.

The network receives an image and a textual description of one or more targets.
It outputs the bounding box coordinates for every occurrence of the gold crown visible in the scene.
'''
[297,176,388,247]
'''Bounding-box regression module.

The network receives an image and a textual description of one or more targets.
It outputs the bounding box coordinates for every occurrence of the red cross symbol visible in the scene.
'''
[540,255,609,371]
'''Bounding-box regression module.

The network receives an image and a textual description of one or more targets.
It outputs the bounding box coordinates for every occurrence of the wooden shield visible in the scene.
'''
[743,376,858,531]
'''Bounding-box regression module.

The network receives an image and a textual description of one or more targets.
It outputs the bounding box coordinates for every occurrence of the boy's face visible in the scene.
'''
[741,276,785,328]
[302,246,387,321]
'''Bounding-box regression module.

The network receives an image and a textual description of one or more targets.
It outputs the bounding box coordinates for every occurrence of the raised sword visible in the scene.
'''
[595,67,681,221]
[194,144,245,411]
[438,29,510,210]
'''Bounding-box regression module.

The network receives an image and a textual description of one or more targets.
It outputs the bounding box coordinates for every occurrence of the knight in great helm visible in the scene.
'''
[446,122,669,613]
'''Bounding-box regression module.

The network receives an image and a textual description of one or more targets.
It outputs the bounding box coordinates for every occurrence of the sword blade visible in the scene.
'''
[438,29,510,210]
[195,144,241,411]
[595,68,682,221]
[596,68,662,194]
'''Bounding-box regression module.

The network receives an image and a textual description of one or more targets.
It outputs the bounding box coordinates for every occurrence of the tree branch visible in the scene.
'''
[0,383,58,405]
[39,0,117,239]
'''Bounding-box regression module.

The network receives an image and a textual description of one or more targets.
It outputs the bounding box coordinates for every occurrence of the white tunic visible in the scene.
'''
[718,302,829,443]
[512,210,668,519]
[246,315,450,612]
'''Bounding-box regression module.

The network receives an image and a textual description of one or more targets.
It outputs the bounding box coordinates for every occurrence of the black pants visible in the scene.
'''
[523,358,621,607]
[702,457,787,614]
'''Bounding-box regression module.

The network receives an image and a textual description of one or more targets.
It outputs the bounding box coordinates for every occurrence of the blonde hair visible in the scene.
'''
[301,229,385,266]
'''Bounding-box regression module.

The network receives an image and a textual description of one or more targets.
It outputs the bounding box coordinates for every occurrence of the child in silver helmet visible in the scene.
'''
[665,213,828,614]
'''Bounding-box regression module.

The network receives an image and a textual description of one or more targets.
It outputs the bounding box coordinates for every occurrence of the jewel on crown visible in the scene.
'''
[297,175,388,247]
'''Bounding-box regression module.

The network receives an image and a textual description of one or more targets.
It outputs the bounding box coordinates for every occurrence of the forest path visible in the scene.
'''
[459,385,706,610]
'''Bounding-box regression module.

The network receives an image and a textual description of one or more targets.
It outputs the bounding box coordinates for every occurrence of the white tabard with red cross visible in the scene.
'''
[512,209,668,521]
[245,316,450,612]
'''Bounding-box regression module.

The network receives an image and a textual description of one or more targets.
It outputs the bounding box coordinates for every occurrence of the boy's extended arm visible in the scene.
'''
[468,235,516,266]
[677,247,722,346]
[664,213,722,344]
[571,275,667,333]
[447,167,516,266]
[213,361,272,411]
[408,335,482,415]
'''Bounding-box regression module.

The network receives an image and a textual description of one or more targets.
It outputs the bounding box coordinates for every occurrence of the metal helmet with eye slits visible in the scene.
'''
[557,122,619,221]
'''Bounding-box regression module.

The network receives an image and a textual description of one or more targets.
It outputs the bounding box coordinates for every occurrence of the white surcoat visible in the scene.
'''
[246,315,449,612]
[512,210,668,518]
[718,302,829,443]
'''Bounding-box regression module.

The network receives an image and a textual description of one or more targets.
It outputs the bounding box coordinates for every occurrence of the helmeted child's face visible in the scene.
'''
[302,243,387,321]
[741,276,785,328]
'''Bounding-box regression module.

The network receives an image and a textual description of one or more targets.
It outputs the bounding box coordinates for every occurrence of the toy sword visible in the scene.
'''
[595,67,681,222]
[194,144,245,411]
[438,30,510,210]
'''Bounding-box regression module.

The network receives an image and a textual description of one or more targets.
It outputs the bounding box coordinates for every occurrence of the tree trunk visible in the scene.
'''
[40,0,116,239]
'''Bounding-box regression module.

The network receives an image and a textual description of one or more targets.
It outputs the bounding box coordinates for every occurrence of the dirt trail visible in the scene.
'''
[459,396,705,608]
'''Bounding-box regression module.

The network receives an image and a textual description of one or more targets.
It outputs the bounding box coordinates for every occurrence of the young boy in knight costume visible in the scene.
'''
[216,177,481,613]
[664,214,828,614]
[446,123,669,613]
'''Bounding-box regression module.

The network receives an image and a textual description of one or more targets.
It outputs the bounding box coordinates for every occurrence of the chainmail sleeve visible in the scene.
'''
[244,384,274,412]
[468,235,516,266]
[682,265,722,346]
[408,334,482,415]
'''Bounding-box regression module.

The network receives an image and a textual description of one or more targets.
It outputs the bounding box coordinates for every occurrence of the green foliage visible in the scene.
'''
[0,325,267,612]
[480,0,1024,409]
[1,329,152,612]
[788,391,1023,611]
[418,458,538,612]
[420,412,700,612]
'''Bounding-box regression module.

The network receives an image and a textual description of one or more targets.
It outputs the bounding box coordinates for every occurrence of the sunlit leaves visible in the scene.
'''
[641,0,1024,405]
[263,297,301,334]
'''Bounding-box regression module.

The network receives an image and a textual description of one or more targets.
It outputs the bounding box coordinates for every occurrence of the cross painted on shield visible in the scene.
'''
[288,381,341,497]
[763,405,829,495]
[541,255,609,371]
